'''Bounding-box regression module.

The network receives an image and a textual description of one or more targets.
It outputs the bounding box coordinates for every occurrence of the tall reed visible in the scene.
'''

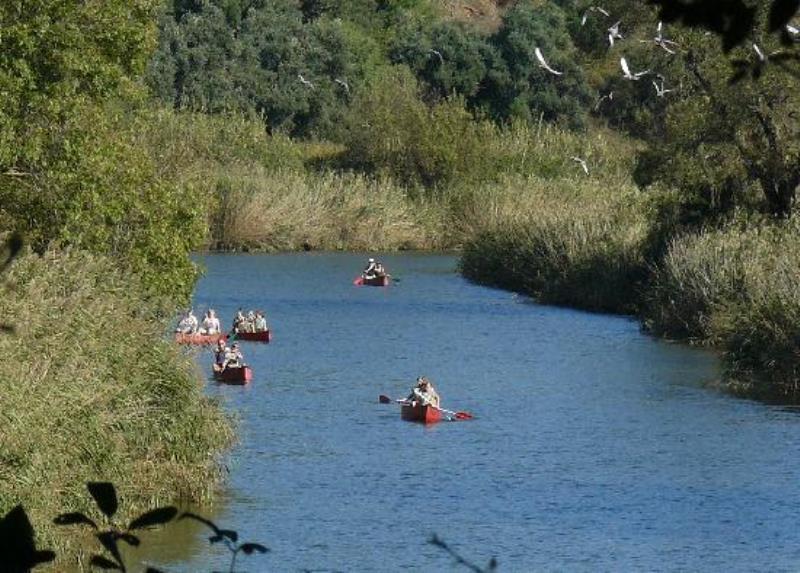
[645,218,800,398]
[0,249,233,563]
[211,168,446,251]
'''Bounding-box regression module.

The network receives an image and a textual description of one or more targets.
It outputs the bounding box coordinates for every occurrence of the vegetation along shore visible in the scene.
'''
[0,0,799,563]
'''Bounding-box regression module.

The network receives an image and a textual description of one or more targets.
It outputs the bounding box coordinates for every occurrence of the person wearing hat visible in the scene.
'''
[226,342,244,368]
[254,310,268,332]
[407,376,440,408]
[362,257,379,279]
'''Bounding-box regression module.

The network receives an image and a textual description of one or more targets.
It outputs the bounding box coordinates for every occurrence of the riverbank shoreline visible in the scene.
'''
[0,249,234,566]
[459,215,800,404]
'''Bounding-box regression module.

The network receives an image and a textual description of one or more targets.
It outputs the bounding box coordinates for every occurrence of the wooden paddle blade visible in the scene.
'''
[379,395,392,404]
[455,412,473,420]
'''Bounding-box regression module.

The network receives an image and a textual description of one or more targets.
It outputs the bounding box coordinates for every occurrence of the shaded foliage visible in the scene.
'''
[180,512,269,572]
[55,482,175,572]
[3,481,267,571]
[0,505,55,572]
[648,0,800,51]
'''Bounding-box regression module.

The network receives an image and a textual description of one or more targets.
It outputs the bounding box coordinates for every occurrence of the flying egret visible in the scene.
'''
[428,49,444,65]
[620,57,649,80]
[608,21,623,47]
[298,74,314,89]
[534,47,563,76]
[652,78,673,97]
[639,21,680,54]
[581,6,610,26]
[571,156,589,175]
[334,78,350,94]
[594,91,613,110]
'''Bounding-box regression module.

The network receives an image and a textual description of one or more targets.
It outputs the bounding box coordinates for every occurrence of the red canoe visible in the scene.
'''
[213,365,253,385]
[175,332,226,345]
[232,329,271,343]
[355,275,390,287]
[400,403,442,424]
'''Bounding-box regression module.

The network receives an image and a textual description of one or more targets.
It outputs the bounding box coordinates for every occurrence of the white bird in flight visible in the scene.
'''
[334,78,350,93]
[428,49,444,65]
[594,91,613,110]
[571,156,589,175]
[652,78,673,97]
[620,57,649,80]
[297,74,314,89]
[534,47,562,76]
[751,42,784,64]
[640,21,679,54]
[608,21,623,47]
[581,6,610,26]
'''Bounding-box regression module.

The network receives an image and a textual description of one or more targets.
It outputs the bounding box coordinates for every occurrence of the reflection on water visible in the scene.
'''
[134,253,800,572]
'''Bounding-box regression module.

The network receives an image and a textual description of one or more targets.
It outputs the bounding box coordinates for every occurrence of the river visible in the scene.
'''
[138,252,800,572]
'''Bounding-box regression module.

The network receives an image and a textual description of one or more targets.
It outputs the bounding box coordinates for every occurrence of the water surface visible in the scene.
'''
[139,253,800,572]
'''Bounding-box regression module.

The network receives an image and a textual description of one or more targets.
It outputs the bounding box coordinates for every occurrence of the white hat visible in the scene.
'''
[368,258,374,262]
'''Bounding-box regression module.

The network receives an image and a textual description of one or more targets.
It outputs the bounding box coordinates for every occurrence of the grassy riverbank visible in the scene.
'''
[0,248,233,565]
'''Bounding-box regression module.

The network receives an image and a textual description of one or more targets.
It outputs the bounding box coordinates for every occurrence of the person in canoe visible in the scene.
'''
[200,309,221,335]
[245,310,257,332]
[175,308,198,334]
[407,376,440,408]
[213,338,229,373]
[254,310,268,332]
[232,308,247,334]
[362,257,380,279]
[227,342,245,368]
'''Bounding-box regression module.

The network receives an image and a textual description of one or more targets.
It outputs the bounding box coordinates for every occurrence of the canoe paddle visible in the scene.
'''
[433,405,473,420]
[378,395,473,420]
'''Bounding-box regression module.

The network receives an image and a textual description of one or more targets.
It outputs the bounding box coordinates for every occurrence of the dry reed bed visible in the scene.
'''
[211,168,446,251]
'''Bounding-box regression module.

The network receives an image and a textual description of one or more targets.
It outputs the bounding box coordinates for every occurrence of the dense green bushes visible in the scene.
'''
[0,103,209,302]
[0,249,233,562]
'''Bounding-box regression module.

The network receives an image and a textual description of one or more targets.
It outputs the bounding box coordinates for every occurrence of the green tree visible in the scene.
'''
[0,0,206,300]
[389,19,497,103]
[148,0,380,137]
[634,26,800,219]
[1,104,207,300]
[338,65,497,187]
[488,1,592,128]
[0,0,160,169]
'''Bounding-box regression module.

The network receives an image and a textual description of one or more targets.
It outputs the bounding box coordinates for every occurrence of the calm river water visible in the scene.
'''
[138,253,800,572]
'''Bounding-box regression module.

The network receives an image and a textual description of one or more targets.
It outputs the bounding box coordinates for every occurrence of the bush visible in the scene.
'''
[0,103,210,302]
[337,65,498,188]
